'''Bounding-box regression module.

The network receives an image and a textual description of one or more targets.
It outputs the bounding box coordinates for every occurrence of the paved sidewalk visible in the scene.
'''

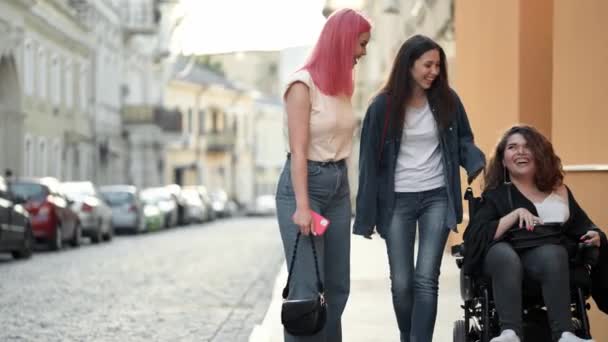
[250,234,462,342]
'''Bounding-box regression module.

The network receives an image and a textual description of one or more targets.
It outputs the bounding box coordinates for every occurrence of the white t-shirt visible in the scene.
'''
[282,69,356,162]
[394,102,445,192]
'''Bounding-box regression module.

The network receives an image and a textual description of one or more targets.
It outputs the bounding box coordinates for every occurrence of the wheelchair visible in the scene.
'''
[451,187,600,342]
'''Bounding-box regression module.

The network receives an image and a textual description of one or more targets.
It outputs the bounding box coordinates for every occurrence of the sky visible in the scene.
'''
[171,0,328,55]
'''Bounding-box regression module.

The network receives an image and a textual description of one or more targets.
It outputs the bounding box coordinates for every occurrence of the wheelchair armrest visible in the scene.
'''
[451,243,465,258]
[575,243,600,267]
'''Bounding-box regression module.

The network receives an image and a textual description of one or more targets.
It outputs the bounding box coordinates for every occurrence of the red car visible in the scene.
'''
[12,177,81,250]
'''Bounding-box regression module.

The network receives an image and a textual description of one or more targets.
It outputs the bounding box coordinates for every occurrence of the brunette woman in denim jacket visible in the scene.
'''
[275,9,371,342]
[354,35,485,342]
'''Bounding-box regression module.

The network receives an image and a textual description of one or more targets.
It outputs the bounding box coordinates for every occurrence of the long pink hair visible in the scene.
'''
[301,8,371,97]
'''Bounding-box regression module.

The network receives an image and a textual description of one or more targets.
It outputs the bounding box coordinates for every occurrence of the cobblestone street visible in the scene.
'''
[0,217,283,342]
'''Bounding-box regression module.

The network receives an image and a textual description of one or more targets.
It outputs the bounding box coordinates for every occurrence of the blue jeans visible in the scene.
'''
[275,158,351,342]
[385,187,449,342]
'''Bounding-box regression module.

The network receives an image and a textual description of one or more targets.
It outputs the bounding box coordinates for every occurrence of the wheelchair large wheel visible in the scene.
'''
[454,320,467,342]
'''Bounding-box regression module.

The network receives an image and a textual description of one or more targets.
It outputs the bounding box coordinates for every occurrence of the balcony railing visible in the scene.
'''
[123,105,155,124]
[206,132,236,152]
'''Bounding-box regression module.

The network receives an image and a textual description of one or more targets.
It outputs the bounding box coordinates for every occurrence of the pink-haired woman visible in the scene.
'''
[275,8,371,342]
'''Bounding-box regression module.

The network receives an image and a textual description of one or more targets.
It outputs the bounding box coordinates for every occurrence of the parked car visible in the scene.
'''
[0,174,33,259]
[246,194,277,216]
[12,177,81,250]
[183,185,216,221]
[99,185,145,234]
[180,188,209,223]
[141,187,178,228]
[61,181,113,243]
[139,190,167,231]
[209,189,237,218]
[166,184,189,225]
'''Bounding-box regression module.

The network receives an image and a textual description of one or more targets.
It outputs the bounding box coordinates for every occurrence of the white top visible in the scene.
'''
[394,102,445,192]
[282,69,356,162]
[534,192,570,223]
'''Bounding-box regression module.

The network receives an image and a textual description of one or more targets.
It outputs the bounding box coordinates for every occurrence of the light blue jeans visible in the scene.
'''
[275,158,351,342]
[385,187,449,342]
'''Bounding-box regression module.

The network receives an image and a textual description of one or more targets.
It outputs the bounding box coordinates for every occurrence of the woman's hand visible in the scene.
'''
[513,208,542,231]
[580,230,601,247]
[292,207,313,236]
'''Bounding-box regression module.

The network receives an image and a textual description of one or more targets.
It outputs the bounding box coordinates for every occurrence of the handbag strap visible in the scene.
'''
[282,232,324,299]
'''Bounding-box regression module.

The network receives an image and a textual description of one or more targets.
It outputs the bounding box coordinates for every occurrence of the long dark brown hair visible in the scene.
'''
[484,125,564,192]
[378,35,454,137]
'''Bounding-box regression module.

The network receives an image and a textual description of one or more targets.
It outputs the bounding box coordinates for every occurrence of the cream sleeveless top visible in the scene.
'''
[282,69,356,162]
[533,192,570,223]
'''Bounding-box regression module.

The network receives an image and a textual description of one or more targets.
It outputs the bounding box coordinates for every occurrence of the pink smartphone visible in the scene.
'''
[311,210,330,236]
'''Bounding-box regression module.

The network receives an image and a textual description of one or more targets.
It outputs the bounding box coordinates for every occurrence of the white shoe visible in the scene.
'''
[558,331,595,342]
[490,329,520,342]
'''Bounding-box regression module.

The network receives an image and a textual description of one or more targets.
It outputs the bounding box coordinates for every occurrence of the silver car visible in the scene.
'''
[99,185,145,234]
[62,181,113,243]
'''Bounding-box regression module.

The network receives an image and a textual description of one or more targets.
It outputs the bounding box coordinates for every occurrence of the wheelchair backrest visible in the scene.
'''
[464,186,482,220]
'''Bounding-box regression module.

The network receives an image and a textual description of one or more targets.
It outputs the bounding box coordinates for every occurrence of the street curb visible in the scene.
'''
[249,265,286,342]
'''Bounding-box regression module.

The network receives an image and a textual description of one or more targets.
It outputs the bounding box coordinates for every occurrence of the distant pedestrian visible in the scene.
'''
[275,8,371,342]
[353,34,485,342]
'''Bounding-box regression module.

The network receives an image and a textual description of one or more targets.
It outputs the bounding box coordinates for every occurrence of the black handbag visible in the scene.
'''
[504,184,565,251]
[280,232,327,336]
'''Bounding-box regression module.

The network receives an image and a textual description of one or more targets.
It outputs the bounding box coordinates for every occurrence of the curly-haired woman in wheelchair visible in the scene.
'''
[463,125,601,342]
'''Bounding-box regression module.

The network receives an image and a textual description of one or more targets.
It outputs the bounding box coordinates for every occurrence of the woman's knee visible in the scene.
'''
[484,242,523,277]
[529,244,569,275]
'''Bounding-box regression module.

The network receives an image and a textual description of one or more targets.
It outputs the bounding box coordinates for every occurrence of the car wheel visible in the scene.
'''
[12,224,34,259]
[70,223,82,247]
[91,220,102,244]
[50,224,63,251]
[104,222,114,241]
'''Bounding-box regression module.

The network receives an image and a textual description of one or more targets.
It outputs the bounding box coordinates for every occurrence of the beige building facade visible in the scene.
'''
[0,0,93,181]
[164,57,256,205]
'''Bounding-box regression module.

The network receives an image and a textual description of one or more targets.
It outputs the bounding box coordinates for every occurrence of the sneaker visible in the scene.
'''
[558,331,595,342]
[490,329,520,342]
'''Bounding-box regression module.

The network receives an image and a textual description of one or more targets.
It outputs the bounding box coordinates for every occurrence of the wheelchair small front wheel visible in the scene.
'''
[454,320,468,342]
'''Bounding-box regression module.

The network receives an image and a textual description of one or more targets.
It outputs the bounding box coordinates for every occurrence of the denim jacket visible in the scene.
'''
[353,90,486,238]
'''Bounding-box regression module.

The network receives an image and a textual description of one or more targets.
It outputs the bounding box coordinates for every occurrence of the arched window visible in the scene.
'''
[65,59,73,108]
[51,55,61,106]
[38,48,47,99]
[24,40,34,95]
[80,63,88,111]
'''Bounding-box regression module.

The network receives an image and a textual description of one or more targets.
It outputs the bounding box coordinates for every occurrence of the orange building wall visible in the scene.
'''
[552,1,608,337]
[454,0,608,339]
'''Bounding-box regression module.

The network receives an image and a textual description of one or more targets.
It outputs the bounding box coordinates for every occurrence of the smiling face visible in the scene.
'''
[410,48,440,90]
[503,133,536,179]
[353,31,370,67]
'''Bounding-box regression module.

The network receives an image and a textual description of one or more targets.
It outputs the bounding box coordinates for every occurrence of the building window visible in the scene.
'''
[39,138,47,177]
[54,140,62,178]
[24,136,33,177]
[198,110,205,135]
[24,42,34,96]
[65,60,73,108]
[186,108,193,134]
[38,49,47,99]
[51,55,61,106]
[80,64,88,111]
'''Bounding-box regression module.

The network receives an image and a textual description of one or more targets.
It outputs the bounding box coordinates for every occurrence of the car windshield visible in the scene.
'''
[140,191,158,205]
[11,182,49,201]
[101,192,134,206]
[62,183,95,199]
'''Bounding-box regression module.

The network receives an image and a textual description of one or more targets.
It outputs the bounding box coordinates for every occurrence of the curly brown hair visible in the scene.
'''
[483,125,564,192]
